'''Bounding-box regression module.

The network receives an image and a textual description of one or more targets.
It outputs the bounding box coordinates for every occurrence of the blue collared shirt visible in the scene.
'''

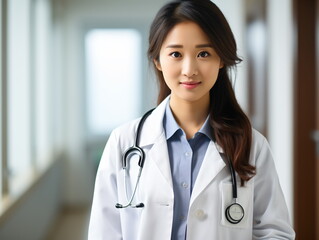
[163,102,213,240]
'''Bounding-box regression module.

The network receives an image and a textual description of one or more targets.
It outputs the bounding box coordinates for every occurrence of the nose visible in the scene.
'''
[182,57,198,77]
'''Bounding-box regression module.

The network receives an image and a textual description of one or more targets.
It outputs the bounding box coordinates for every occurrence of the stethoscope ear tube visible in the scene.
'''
[116,164,144,208]
[115,202,144,208]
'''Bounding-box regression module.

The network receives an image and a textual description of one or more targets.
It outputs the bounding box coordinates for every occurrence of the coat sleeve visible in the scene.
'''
[252,134,295,239]
[88,130,123,240]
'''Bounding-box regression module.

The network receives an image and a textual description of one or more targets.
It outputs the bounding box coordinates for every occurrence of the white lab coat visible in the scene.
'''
[88,97,295,240]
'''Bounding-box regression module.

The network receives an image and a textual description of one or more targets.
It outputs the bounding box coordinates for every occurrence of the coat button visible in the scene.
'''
[195,209,206,220]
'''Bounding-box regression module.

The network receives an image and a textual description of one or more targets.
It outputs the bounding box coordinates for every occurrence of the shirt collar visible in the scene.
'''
[163,101,213,141]
[163,101,181,139]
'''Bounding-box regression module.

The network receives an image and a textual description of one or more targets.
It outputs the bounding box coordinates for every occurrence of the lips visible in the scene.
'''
[180,81,201,89]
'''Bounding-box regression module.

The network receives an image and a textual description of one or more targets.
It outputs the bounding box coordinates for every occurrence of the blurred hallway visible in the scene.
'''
[45,207,90,240]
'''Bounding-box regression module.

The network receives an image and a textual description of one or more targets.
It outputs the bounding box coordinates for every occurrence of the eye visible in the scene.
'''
[170,52,182,58]
[198,51,210,58]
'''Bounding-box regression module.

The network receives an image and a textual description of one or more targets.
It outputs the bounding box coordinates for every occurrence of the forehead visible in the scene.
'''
[162,21,211,47]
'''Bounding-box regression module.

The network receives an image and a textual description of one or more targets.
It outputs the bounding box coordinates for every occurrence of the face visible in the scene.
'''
[155,21,223,105]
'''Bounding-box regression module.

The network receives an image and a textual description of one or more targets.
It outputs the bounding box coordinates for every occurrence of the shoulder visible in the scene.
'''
[251,128,267,149]
[112,118,140,136]
[111,97,169,148]
[109,118,141,150]
[250,128,273,165]
[111,97,169,141]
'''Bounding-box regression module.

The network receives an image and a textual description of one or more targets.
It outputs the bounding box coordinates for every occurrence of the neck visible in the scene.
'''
[169,95,210,139]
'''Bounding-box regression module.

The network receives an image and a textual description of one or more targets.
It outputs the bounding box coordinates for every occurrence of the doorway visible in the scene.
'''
[293,0,318,239]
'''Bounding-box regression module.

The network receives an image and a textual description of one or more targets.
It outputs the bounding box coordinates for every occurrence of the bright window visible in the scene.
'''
[34,0,52,169]
[0,0,55,206]
[85,29,142,135]
[7,0,32,181]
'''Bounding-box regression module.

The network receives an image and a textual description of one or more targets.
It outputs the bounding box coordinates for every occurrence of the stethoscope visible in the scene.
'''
[115,109,245,224]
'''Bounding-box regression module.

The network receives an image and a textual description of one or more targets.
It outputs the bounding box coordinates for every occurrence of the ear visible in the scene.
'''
[153,59,162,71]
[219,60,224,69]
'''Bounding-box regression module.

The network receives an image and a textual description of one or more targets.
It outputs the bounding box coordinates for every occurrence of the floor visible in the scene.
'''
[45,207,90,240]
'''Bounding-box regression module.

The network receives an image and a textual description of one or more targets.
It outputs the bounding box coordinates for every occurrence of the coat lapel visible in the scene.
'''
[190,141,226,205]
[147,133,173,189]
[138,97,173,189]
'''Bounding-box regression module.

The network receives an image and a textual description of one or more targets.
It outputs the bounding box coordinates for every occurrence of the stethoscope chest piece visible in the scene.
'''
[225,202,244,224]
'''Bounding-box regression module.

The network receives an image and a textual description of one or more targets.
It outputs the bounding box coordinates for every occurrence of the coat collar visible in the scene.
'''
[138,96,169,148]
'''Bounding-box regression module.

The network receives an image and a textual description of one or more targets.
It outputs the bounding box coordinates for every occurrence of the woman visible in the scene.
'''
[88,0,295,239]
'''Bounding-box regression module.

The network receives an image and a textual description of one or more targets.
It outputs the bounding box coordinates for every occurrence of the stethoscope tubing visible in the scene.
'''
[226,154,238,199]
[115,167,143,208]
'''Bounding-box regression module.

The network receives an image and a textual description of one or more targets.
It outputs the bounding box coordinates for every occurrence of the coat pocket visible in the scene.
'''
[220,182,252,228]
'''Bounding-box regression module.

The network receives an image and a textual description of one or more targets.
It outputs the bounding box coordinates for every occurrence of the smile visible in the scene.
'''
[180,81,201,89]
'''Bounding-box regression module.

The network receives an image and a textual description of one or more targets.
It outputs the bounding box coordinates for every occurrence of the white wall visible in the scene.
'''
[267,0,294,220]
[213,0,248,111]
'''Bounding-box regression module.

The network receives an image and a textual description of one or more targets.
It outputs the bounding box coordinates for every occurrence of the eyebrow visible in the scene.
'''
[166,43,213,48]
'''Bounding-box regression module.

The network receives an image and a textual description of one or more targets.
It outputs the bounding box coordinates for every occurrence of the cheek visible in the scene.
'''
[202,65,220,80]
[161,62,180,79]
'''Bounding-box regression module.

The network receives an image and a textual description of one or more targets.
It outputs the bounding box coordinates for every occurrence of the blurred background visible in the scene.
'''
[0,0,318,239]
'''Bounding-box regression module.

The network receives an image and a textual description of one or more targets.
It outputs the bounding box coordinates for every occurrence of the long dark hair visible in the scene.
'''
[148,0,255,184]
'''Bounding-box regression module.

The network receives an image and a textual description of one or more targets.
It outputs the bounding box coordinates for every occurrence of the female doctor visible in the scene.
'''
[88,0,295,239]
